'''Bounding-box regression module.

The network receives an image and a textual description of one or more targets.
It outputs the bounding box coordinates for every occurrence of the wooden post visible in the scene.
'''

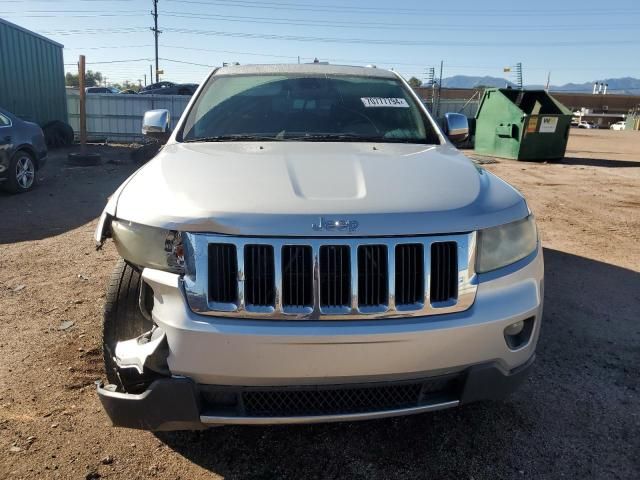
[78,55,87,148]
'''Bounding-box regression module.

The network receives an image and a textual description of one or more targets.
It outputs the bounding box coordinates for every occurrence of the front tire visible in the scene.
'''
[4,150,36,193]
[103,259,154,390]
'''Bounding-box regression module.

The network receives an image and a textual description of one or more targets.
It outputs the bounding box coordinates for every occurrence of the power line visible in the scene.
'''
[162,27,640,47]
[160,58,215,67]
[45,25,640,46]
[64,58,152,66]
[156,11,640,32]
[162,0,640,16]
[41,27,147,35]
[64,45,154,50]
[0,12,146,18]
[61,45,636,73]
[6,8,640,32]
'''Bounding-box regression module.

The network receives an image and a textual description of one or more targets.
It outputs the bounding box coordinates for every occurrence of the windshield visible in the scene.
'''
[180,74,440,144]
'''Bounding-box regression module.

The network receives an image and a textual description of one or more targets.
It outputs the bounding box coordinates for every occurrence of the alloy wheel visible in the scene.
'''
[16,155,35,189]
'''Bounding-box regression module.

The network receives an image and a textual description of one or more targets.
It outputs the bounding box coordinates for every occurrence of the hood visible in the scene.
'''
[114,142,528,236]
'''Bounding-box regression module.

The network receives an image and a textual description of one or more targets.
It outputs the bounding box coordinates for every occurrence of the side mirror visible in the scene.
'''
[142,109,171,142]
[442,112,469,144]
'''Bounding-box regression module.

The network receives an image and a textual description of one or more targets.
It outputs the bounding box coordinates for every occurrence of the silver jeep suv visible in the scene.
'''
[95,64,543,430]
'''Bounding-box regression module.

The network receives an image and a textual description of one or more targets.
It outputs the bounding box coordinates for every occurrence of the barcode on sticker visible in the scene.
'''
[361,97,409,108]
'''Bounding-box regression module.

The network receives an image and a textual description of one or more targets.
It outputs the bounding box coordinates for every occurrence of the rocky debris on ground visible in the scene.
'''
[57,320,75,331]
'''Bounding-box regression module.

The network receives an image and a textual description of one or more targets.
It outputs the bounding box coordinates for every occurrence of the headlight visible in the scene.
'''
[110,219,185,273]
[476,215,538,273]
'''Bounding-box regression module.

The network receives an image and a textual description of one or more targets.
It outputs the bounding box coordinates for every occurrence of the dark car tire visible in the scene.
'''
[3,150,37,193]
[43,120,74,148]
[103,259,154,389]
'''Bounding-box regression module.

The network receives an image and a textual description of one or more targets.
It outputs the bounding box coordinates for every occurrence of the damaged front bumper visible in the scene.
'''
[96,356,535,430]
[97,378,204,431]
[99,249,542,430]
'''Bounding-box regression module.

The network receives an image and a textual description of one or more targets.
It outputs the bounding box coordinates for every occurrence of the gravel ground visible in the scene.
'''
[1,131,639,479]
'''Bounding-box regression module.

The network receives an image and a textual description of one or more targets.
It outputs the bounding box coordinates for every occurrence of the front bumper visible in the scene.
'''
[101,245,543,429]
[141,245,543,386]
[97,356,535,430]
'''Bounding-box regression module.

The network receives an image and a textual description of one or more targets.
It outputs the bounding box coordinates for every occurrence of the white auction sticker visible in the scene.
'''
[361,97,409,108]
[539,116,558,133]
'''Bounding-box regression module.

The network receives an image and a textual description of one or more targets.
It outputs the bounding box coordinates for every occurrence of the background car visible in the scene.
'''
[578,121,596,129]
[138,81,198,96]
[86,86,121,94]
[0,107,47,193]
[610,121,626,131]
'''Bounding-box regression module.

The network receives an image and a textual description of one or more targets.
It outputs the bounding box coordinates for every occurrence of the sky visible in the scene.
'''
[1,0,639,88]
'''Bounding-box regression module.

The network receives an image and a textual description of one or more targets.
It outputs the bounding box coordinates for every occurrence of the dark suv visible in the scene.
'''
[139,81,198,95]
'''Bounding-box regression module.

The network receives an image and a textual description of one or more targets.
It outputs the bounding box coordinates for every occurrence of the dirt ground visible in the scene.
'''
[1,130,638,479]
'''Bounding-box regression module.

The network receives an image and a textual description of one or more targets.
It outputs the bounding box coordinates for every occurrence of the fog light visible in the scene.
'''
[505,320,524,336]
[504,317,535,350]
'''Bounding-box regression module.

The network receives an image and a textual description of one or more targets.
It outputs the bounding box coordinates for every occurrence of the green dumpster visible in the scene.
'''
[474,88,572,161]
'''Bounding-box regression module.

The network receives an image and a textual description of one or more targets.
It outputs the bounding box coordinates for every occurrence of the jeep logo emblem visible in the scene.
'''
[312,217,359,233]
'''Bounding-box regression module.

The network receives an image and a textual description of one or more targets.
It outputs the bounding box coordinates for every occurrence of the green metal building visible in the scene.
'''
[0,18,67,125]
[474,88,572,161]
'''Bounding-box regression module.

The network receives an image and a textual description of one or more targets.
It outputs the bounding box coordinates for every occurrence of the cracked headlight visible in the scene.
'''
[476,215,538,273]
[110,219,185,274]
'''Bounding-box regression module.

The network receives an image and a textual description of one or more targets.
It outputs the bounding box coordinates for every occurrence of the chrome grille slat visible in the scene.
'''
[319,245,351,309]
[430,242,458,304]
[208,244,238,304]
[395,244,424,307]
[183,233,477,320]
[245,245,275,308]
[282,246,313,309]
[358,245,388,309]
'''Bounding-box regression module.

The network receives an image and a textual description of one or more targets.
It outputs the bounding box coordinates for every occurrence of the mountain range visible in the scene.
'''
[439,76,640,95]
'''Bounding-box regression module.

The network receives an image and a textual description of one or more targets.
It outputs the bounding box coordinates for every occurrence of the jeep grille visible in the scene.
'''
[184,233,477,320]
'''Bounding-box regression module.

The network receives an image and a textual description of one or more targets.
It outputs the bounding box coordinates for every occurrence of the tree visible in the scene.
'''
[408,77,423,88]
[112,80,142,92]
[65,70,104,87]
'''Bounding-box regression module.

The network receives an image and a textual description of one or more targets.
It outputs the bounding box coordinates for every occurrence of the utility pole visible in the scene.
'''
[436,60,443,117]
[426,67,435,112]
[545,71,551,91]
[149,65,153,85]
[78,55,87,147]
[144,73,147,86]
[151,0,161,82]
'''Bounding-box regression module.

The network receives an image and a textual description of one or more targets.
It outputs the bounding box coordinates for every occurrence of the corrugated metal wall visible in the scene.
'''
[0,18,67,125]
[67,92,191,142]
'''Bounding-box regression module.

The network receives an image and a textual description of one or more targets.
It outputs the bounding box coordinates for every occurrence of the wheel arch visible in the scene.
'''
[14,144,39,169]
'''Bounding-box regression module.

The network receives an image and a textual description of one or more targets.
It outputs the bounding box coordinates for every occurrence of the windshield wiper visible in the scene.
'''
[183,133,428,144]
[183,134,280,143]
[285,133,426,143]
[285,133,373,141]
